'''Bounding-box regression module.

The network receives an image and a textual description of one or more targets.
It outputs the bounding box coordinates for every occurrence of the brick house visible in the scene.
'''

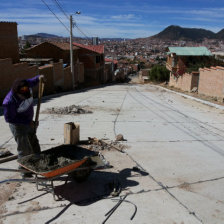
[0,22,19,63]
[25,42,79,64]
[73,42,105,84]
[166,47,212,92]
[26,41,105,85]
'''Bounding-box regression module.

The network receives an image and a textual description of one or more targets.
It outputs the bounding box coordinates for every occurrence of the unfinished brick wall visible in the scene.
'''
[26,42,78,64]
[74,62,84,84]
[0,22,19,63]
[26,42,63,61]
[198,67,224,100]
[104,63,113,82]
[169,72,199,92]
[52,61,64,90]
[0,58,38,102]
[64,66,72,91]
[0,58,78,103]
[38,65,54,95]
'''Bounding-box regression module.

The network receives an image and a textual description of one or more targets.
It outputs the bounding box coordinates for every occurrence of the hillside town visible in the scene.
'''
[19,31,224,69]
[1,17,224,224]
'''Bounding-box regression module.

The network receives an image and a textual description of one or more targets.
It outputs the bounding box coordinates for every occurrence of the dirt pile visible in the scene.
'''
[42,105,92,115]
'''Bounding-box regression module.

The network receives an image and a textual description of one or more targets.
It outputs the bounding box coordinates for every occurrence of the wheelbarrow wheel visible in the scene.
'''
[70,168,92,183]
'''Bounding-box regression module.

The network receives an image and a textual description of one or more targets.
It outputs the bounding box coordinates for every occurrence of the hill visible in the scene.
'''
[216,29,224,39]
[24,33,61,38]
[151,25,216,41]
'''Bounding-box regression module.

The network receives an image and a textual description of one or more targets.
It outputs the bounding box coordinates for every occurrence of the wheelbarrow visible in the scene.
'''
[0,145,108,200]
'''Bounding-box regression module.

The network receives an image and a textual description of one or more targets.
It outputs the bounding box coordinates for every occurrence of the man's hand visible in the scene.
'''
[31,120,39,129]
[39,75,46,83]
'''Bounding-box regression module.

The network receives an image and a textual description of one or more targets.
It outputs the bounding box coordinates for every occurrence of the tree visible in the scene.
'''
[149,65,170,82]
[23,41,31,49]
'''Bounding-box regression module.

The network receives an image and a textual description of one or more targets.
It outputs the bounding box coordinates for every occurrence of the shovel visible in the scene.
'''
[34,78,45,132]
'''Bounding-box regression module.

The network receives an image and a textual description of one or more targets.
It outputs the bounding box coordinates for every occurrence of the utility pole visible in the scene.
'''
[70,15,75,89]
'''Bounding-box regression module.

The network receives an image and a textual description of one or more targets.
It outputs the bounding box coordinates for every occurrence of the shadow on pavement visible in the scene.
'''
[44,167,141,223]
[54,168,139,205]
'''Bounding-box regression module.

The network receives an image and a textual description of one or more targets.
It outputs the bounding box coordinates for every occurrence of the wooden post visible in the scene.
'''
[64,122,80,145]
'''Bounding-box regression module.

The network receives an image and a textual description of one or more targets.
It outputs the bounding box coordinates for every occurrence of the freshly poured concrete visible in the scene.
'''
[0,84,224,224]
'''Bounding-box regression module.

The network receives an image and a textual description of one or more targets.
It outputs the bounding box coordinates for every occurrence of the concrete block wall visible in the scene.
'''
[198,67,224,100]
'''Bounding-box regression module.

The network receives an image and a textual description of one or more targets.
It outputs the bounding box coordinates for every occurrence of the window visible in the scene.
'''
[96,56,101,63]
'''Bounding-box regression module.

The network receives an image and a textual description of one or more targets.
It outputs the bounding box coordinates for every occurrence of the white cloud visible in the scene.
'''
[111,14,136,20]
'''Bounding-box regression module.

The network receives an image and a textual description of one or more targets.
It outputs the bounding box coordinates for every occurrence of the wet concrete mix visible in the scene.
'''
[18,145,98,173]
[42,105,92,115]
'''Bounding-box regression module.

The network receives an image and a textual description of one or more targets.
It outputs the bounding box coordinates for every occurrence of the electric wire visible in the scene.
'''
[40,0,69,33]
[52,0,69,20]
[51,0,90,39]
[74,24,90,39]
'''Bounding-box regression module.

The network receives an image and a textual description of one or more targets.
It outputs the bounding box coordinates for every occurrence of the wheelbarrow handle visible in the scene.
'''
[0,168,28,173]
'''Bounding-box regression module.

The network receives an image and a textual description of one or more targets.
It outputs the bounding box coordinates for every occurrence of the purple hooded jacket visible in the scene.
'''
[2,75,40,125]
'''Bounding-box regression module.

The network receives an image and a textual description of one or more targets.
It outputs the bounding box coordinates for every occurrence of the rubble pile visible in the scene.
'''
[42,105,92,115]
[87,137,127,152]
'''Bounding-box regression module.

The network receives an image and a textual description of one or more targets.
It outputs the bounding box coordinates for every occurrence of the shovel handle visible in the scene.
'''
[35,79,45,130]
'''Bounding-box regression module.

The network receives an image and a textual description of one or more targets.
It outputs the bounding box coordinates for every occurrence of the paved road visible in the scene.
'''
[0,83,224,224]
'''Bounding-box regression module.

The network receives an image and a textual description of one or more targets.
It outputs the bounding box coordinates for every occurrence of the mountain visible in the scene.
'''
[25,33,61,38]
[100,38,129,41]
[216,29,224,39]
[151,25,216,41]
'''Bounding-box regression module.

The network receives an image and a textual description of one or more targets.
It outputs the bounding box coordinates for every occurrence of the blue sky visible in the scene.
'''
[1,0,224,38]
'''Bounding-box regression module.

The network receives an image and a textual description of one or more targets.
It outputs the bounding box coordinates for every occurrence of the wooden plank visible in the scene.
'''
[0,155,18,164]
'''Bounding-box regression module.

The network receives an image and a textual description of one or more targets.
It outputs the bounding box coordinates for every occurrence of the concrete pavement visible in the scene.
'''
[0,83,224,223]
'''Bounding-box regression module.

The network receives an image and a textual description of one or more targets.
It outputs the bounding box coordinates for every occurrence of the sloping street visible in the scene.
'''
[0,83,224,224]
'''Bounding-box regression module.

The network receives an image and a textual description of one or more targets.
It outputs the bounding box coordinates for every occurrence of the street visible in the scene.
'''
[0,83,224,224]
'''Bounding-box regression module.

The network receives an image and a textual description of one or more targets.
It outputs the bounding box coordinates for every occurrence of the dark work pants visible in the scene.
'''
[9,123,41,159]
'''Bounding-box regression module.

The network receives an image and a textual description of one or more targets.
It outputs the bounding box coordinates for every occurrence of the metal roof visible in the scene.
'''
[167,47,212,56]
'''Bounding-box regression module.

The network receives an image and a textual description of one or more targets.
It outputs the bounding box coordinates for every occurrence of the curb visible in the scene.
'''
[151,84,224,111]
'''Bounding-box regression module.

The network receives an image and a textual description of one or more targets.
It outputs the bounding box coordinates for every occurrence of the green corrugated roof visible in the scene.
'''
[167,47,212,56]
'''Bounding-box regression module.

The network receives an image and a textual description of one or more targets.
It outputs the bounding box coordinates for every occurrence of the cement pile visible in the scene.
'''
[18,145,97,173]
[18,154,75,172]
[42,105,92,115]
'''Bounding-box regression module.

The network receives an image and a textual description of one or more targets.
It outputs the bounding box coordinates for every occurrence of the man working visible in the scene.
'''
[2,75,45,177]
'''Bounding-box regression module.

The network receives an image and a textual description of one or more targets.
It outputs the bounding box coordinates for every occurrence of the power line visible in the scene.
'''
[40,0,69,33]
[52,0,90,39]
[41,0,92,39]
[74,24,90,39]
[52,0,89,38]
[52,0,69,20]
